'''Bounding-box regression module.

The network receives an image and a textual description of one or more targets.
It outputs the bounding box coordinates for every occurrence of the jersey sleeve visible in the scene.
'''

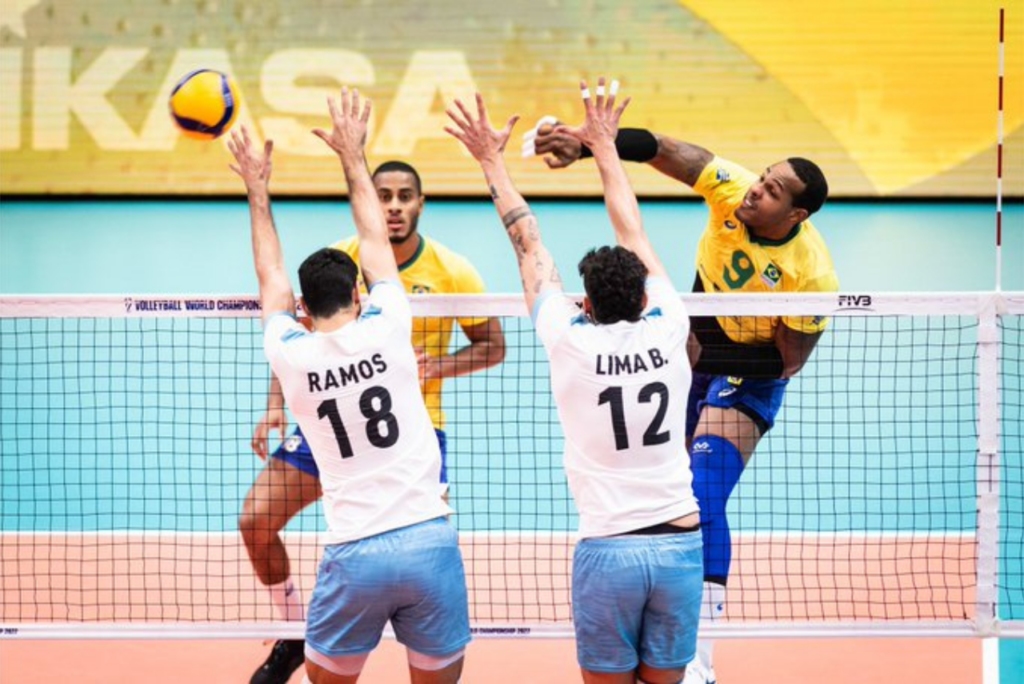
[364,279,413,334]
[693,156,758,218]
[645,276,687,323]
[645,276,690,348]
[448,253,490,329]
[781,270,840,334]
[532,291,582,354]
[262,312,307,372]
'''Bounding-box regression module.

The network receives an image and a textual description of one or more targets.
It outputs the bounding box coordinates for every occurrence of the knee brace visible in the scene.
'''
[690,434,745,583]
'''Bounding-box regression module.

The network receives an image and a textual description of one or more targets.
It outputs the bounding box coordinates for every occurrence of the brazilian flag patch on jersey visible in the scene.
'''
[760,263,781,288]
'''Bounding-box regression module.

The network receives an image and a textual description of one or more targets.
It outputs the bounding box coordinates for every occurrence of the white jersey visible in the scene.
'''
[533,277,698,539]
[263,280,452,545]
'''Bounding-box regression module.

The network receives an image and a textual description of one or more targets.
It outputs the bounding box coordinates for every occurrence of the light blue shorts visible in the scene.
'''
[305,518,471,658]
[572,531,703,673]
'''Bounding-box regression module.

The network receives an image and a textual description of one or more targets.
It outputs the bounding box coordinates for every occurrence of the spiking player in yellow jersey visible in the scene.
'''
[533,117,837,684]
[241,159,506,684]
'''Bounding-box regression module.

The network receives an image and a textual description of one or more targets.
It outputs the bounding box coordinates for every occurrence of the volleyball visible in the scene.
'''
[168,69,240,140]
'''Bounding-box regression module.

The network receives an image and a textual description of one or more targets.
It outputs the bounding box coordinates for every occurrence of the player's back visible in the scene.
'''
[263,281,451,546]
[534,278,699,539]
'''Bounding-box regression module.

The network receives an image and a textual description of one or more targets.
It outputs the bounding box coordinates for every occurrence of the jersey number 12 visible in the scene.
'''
[597,382,671,451]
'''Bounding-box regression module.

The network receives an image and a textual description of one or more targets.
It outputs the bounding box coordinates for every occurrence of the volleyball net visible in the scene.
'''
[1,292,1022,639]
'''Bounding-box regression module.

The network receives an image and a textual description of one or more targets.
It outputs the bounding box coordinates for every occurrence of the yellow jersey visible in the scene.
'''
[693,157,839,345]
[331,235,489,429]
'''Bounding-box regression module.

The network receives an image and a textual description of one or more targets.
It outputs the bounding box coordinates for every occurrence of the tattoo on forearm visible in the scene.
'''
[532,251,546,293]
[511,232,528,261]
[501,206,534,229]
[489,184,499,200]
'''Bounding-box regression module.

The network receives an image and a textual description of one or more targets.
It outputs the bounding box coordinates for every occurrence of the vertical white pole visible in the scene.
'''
[975,292,1000,638]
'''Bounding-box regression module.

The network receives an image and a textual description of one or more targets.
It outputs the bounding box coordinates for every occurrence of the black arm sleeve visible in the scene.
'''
[689,273,785,380]
[579,128,658,163]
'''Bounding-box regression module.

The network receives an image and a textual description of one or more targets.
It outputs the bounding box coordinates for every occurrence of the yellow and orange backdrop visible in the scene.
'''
[1,0,1021,196]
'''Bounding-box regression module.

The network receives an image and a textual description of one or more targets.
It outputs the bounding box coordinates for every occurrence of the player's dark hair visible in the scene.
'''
[787,157,828,216]
[578,246,648,324]
[298,248,359,319]
[372,160,422,196]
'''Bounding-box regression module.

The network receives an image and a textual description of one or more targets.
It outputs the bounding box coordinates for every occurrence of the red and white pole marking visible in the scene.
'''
[996,8,1005,292]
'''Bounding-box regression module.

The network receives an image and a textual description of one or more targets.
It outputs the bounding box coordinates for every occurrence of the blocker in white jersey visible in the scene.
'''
[263,279,451,546]
[447,82,702,681]
[232,86,470,683]
[533,276,697,539]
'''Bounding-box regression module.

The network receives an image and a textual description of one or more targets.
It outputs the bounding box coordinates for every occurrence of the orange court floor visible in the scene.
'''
[0,637,981,683]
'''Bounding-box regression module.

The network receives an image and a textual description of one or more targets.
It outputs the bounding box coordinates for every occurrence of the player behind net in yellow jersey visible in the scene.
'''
[532,98,838,684]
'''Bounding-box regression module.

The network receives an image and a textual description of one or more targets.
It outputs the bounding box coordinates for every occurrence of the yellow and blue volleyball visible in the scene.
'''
[168,70,240,140]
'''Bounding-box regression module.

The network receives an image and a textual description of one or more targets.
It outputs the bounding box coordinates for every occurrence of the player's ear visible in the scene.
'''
[789,207,809,226]
[582,297,593,320]
[351,286,361,307]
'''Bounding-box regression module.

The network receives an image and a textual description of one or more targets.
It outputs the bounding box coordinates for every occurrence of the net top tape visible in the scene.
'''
[1,292,1022,319]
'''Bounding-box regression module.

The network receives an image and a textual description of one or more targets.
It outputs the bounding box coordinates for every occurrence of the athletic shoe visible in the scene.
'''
[250,639,305,684]
[683,658,717,684]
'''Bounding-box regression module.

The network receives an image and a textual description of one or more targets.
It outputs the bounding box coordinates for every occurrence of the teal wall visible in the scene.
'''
[1,201,1021,294]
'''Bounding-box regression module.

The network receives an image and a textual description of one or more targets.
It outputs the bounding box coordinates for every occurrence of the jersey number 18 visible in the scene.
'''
[317,386,400,459]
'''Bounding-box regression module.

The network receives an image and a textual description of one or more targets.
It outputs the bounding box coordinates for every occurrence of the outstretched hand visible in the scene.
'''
[444,93,520,164]
[312,87,372,160]
[227,125,273,192]
[555,77,630,152]
[532,122,582,169]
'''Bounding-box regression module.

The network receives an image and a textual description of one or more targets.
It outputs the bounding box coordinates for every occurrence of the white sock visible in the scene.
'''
[697,581,726,671]
[268,577,305,622]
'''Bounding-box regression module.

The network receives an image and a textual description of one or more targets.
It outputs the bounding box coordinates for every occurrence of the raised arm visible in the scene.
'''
[647,134,714,187]
[555,79,668,280]
[313,87,398,287]
[227,126,295,324]
[444,94,562,315]
[531,116,713,188]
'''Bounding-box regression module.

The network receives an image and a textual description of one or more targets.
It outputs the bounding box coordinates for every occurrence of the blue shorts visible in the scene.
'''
[685,372,789,439]
[305,518,471,657]
[572,531,703,673]
[271,425,448,482]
